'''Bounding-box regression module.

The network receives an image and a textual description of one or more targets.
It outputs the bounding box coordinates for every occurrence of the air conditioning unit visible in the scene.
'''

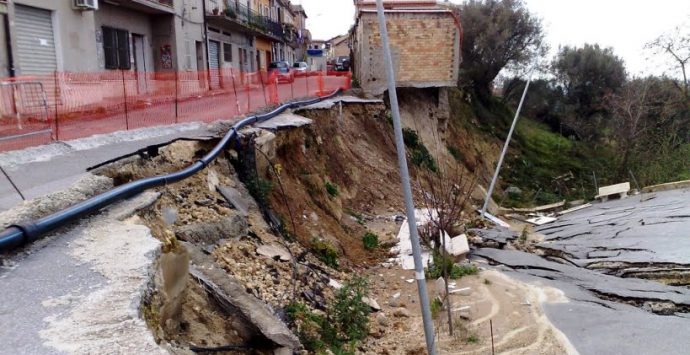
[74,0,99,11]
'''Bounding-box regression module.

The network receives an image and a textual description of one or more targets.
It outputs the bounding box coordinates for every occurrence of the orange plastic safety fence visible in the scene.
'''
[0,69,351,152]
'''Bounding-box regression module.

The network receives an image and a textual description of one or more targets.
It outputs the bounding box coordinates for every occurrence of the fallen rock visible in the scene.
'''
[256,243,292,262]
[217,185,250,216]
[176,214,248,245]
[389,292,402,307]
[393,308,411,318]
[376,313,390,327]
[186,245,300,350]
[435,277,446,298]
[362,296,381,312]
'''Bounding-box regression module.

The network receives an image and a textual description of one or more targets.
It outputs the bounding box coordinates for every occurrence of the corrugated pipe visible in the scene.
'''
[0,90,341,253]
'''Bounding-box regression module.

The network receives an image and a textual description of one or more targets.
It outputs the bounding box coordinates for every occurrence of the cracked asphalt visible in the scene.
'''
[472,189,690,354]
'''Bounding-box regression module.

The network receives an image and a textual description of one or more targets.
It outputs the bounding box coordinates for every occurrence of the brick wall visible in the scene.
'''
[354,11,460,94]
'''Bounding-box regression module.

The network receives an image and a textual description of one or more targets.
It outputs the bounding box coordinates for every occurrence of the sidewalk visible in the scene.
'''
[0,122,215,213]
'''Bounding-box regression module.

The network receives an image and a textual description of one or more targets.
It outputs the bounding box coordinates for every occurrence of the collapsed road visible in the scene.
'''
[472,188,690,355]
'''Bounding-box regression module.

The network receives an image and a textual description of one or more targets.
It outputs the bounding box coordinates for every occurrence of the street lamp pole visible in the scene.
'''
[375,1,437,353]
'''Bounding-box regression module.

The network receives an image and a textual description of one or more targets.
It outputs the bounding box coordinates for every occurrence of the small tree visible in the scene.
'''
[646,24,690,104]
[606,78,654,178]
[449,0,545,99]
[416,161,478,336]
[552,44,627,140]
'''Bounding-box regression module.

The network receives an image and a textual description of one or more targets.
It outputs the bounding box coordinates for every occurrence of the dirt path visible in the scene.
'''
[361,266,577,354]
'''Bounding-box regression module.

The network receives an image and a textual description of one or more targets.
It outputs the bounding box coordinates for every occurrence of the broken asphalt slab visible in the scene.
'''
[0,191,167,354]
[0,123,213,213]
[471,188,690,354]
[534,189,690,267]
[473,248,690,354]
[296,95,383,110]
[255,112,313,130]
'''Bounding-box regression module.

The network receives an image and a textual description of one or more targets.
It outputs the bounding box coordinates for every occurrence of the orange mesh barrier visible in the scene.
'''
[0,69,351,152]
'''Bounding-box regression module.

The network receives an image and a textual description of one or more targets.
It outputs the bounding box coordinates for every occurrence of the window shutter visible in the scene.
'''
[116,29,131,70]
[103,27,118,69]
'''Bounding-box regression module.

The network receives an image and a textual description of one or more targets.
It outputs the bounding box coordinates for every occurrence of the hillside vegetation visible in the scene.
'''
[445,0,689,207]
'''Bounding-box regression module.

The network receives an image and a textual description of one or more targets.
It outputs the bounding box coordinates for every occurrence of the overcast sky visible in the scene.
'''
[294,0,690,77]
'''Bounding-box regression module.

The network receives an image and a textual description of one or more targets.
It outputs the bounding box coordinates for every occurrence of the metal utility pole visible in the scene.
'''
[481,69,535,218]
[375,1,436,354]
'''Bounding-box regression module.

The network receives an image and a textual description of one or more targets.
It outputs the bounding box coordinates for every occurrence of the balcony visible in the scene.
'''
[103,0,174,14]
[207,2,284,41]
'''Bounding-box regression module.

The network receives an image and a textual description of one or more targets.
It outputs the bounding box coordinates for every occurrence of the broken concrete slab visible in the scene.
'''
[296,96,383,110]
[186,246,300,350]
[176,214,248,245]
[556,203,592,216]
[256,112,313,130]
[525,215,558,226]
[499,200,566,215]
[478,210,511,228]
[449,287,472,296]
[256,243,292,262]
[217,185,250,216]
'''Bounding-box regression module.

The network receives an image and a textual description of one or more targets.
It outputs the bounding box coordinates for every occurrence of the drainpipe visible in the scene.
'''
[201,0,211,86]
[3,10,14,77]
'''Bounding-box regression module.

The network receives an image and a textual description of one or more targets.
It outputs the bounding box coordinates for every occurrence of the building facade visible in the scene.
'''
[0,0,205,76]
[351,0,462,94]
[0,0,308,78]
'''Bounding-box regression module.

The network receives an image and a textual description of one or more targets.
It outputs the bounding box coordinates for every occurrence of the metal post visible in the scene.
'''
[53,71,59,140]
[375,1,436,354]
[592,171,599,193]
[481,71,534,217]
[629,169,640,192]
[0,165,25,201]
[174,70,179,123]
[121,70,129,130]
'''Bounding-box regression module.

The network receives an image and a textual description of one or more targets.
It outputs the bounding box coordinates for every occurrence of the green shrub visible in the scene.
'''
[447,145,464,163]
[330,277,370,343]
[362,232,379,250]
[325,181,339,197]
[402,128,438,172]
[285,302,327,351]
[286,277,371,355]
[312,238,339,269]
[466,334,480,344]
[246,176,273,206]
[430,298,444,319]
[426,253,478,279]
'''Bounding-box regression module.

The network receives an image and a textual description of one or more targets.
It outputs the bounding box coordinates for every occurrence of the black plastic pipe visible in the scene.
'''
[0,90,341,252]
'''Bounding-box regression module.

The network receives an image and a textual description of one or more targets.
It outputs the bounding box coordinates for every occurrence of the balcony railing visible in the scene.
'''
[223,2,284,39]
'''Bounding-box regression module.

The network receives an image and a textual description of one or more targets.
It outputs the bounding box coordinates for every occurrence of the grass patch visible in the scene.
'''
[402,128,438,172]
[325,181,340,198]
[466,334,480,344]
[425,253,479,280]
[447,145,464,163]
[362,232,379,250]
[312,238,339,269]
[430,297,444,319]
[246,176,273,206]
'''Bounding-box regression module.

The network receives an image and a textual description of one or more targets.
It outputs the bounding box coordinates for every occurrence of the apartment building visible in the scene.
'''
[0,0,308,79]
[0,0,205,76]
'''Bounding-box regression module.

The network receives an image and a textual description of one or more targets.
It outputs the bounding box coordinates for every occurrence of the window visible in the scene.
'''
[102,26,131,70]
[223,42,233,62]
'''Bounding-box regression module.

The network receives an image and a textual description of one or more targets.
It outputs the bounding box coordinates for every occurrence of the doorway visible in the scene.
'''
[131,34,147,94]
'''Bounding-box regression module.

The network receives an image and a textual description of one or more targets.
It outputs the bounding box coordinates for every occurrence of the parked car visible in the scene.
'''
[335,56,350,71]
[292,62,309,76]
[268,61,295,83]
